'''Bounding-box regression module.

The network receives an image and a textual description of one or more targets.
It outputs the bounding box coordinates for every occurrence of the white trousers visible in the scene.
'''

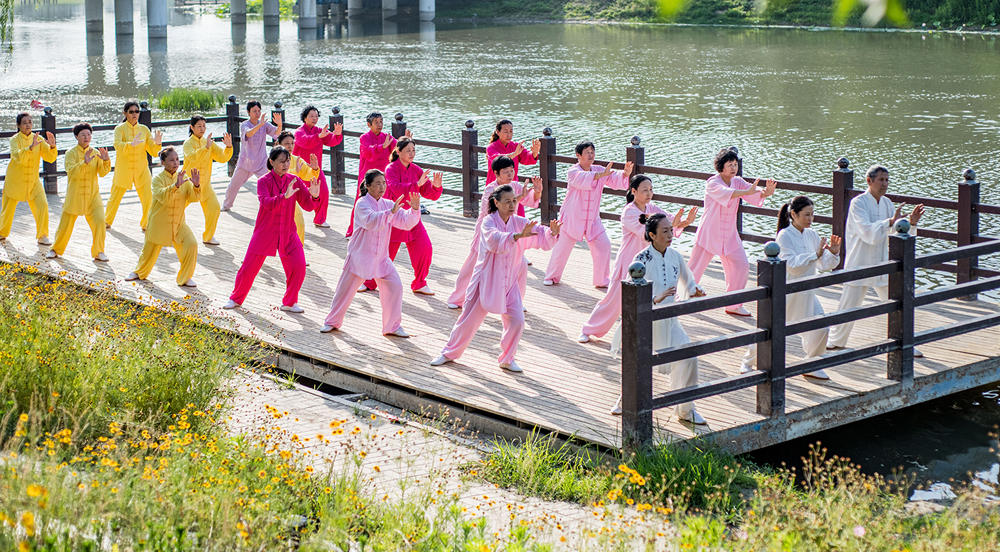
[827,284,888,348]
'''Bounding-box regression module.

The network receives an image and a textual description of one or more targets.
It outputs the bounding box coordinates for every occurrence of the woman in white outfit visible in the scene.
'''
[611,213,706,425]
[739,196,841,378]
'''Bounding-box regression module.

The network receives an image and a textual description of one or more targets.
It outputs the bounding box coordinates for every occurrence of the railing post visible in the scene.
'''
[731,146,744,235]
[226,95,241,177]
[755,242,786,417]
[538,127,557,225]
[391,112,406,139]
[888,220,916,385]
[957,168,980,300]
[461,120,479,218]
[831,157,854,269]
[271,101,285,147]
[626,135,644,175]
[621,262,654,451]
[41,107,57,194]
[139,101,153,170]
[329,107,345,195]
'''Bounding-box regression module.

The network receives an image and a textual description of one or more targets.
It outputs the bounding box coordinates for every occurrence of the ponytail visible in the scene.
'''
[390,137,415,163]
[490,119,512,143]
[360,169,384,197]
[627,174,651,204]
[487,184,514,214]
[642,213,667,242]
[776,195,814,235]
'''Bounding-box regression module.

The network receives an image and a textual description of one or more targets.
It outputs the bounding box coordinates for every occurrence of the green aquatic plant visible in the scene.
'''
[158,89,226,112]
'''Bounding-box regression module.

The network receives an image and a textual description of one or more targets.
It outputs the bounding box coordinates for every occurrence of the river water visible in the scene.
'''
[3,3,1000,488]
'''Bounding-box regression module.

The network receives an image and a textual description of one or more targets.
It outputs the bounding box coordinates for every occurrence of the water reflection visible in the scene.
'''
[263,23,280,43]
[115,32,134,56]
[231,22,247,46]
[86,30,104,56]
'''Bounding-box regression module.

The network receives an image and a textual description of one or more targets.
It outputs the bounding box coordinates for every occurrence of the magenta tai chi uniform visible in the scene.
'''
[230,172,318,307]
[485,140,538,217]
[293,124,343,226]
[325,194,420,333]
[346,130,397,238]
[223,119,278,210]
[446,179,539,307]
[363,159,442,291]
[544,164,628,287]
[687,174,764,311]
[581,202,683,338]
[439,213,557,365]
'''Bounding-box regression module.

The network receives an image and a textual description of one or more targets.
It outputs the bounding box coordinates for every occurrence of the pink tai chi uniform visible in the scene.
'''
[346,130,396,237]
[222,119,278,210]
[544,164,628,287]
[439,213,557,365]
[446,180,539,308]
[687,174,764,311]
[324,194,420,333]
[485,140,538,217]
[229,172,319,307]
[293,124,343,226]
[581,202,683,338]
[363,159,442,291]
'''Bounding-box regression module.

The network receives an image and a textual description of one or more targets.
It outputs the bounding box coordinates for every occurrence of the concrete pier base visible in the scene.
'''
[263,0,280,26]
[85,0,103,32]
[114,0,134,34]
[147,0,168,38]
[298,0,317,28]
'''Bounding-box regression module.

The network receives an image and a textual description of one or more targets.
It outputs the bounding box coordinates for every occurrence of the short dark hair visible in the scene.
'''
[267,146,291,170]
[366,112,383,125]
[491,155,516,175]
[713,148,739,173]
[276,130,295,145]
[300,105,319,122]
[487,184,515,214]
[122,101,141,122]
[246,100,262,113]
[639,213,668,242]
[73,123,93,136]
[158,146,178,163]
[16,113,31,126]
[360,169,385,197]
[865,165,889,180]
[574,141,595,156]
[189,114,207,135]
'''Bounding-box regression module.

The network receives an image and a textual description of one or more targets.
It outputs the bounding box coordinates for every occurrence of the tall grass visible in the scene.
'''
[158,89,226,112]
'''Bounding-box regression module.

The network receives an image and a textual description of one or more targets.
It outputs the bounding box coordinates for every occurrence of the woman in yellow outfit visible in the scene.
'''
[126,147,201,287]
[276,131,320,245]
[1,112,57,244]
[182,114,232,246]
[106,101,162,231]
[48,123,111,261]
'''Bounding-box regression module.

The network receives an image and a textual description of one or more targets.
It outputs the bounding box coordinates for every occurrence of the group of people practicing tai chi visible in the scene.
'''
[3,100,926,425]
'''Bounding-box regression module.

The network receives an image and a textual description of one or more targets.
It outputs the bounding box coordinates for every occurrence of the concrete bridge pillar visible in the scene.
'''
[347,0,363,18]
[85,0,103,32]
[382,0,396,17]
[298,0,317,28]
[231,0,247,24]
[263,0,280,26]
[147,0,168,38]
[115,0,134,34]
[419,0,434,21]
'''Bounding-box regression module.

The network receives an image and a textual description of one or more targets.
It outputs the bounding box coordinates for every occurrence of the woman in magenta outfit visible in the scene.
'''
[224,146,320,314]
[292,105,342,228]
[485,119,540,217]
[361,137,443,296]
[346,112,412,238]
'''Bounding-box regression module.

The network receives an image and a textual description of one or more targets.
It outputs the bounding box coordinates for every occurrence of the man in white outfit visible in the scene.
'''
[827,165,925,356]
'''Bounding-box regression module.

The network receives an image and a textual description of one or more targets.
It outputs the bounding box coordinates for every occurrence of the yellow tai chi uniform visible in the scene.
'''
[106,121,161,229]
[1,132,57,239]
[133,170,201,285]
[182,135,233,242]
[290,154,316,244]
[53,145,111,257]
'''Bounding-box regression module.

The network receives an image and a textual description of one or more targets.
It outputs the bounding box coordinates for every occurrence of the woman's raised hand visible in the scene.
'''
[531,139,541,158]
[598,161,615,178]
[763,178,777,198]
[153,130,163,145]
[309,154,320,171]
[45,132,56,148]
[417,169,431,186]
[97,147,110,161]
[513,141,524,157]
[130,133,144,147]
[530,175,543,196]
[190,168,201,187]
[391,194,405,214]
[383,133,393,148]
[691,287,706,298]
[623,161,634,178]
[273,112,283,126]
[827,235,842,256]
[222,132,233,148]
[83,148,94,164]
[654,287,677,304]
[817,237,828,259]
[548,219,562,237]
[284,183,299,199]
[407,191,421,211]
[204,133,214,149]
[308,177,320,198]
[318,124,331,138]
[518,221,538,239]
[333,122,343,136]
[176,170,187,188]
[29,133,40,149]
[431,172,443,188]
[404,129,413,139]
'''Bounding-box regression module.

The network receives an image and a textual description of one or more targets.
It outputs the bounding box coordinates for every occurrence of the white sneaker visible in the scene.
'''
[913,347,924,358]
[38,236,53,246]
[280,304,305,313]
[804,369,830,380]
[315,222,331,228]
[94,252,109,262]
[386,327,410,338]
[125,272,141,281]
[320,324,337,333]
[203,237,220,246]
[357,284,369,293]
[430,355,453,366]
[611,395,622,415]
[413,285,435,296]
[578,333,590,343]
[677,409,707,425]
[45,250,58,259]
[180,279,197,288]
[739,362,753,374]
[500,361,523,373]
[543,279,554,286]
[447,303,461,309]
[222,300,240,310]
[725,307,751,317]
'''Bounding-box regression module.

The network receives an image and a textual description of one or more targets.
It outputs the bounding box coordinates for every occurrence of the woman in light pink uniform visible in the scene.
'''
[321,169,421,337]
[446,155,541,309]
[687,148,776,316]
[578,174,696,343]
[431,185,561,374]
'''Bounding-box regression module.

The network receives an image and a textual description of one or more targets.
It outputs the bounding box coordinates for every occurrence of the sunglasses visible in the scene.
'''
[127,110,140,114]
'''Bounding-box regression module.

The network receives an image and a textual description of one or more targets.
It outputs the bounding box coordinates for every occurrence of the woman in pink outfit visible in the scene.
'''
[688,148,777,316]
[322,169,421,337]
[485,119,540,216]
[446,155,541,309]
[543,141,633,288]
[224,146,320,314]
[293,105,343,228]
[361,137,443,295]
[431,185,562,373]
[578,174,697,343]
[346,112,412,238]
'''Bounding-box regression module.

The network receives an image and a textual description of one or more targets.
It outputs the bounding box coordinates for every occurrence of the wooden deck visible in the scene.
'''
[5,172,1000,454]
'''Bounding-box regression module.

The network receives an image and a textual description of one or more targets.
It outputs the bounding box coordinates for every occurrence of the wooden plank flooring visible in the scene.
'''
[5,168,1000,453]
